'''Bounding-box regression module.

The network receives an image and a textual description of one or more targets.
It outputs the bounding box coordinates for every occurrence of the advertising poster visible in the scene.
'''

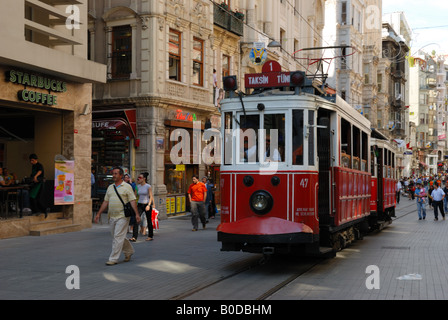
[54,160,75,205]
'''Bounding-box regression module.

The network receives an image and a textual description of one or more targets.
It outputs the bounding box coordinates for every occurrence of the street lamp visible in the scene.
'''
[267,40,281,48]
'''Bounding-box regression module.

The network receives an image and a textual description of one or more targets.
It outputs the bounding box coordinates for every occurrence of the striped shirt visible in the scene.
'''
[104,181,136,218]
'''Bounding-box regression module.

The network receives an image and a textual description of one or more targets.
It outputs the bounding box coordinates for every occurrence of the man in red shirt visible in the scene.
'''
[188,175,207,231]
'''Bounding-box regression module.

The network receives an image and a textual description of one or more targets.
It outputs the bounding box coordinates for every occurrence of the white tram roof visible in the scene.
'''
[220,90,371,133]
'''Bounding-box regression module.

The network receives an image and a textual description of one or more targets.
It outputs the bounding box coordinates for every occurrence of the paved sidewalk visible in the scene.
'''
[1,197,445,300]
[270,199,448,300]
[0,213,252,300]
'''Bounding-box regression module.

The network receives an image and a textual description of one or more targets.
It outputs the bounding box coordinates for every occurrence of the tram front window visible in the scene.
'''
[292,110,304,165]
[238,114,285,164]
[264,114,285,162]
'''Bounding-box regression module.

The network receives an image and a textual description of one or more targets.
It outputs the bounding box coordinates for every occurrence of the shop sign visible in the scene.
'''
[176,109,197,122]
[175,164,185,171]
[6,70,67,106]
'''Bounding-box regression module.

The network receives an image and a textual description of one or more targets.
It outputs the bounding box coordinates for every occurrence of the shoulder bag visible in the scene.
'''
[113,185,134,217]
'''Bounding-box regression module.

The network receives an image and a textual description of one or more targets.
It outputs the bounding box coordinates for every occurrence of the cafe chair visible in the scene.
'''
[5,190,20,218]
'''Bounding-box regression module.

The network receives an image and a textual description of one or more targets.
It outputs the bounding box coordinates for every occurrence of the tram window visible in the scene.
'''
[224,112,233,165]
[264,114,285,162]
[240,115,259,163]
[308,110,315,166]
[371,147,376,177]
[292,110,304,165]
[341,119,351,168]
[352,127,360,170]
[362,132,368,172]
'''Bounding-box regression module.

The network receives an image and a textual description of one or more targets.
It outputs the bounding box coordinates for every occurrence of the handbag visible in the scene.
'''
[113,185,134,217]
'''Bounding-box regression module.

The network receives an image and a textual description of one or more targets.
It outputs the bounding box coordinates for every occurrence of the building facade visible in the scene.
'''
[0,0,106,238]
[90,0,222,218]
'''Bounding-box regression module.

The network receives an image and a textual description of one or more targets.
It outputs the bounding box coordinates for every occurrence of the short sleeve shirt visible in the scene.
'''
[188,182,207,202]
[104,181,136,218]
[137,183,151,204]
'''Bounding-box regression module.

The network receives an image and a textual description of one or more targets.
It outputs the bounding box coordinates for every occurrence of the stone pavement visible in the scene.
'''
[0,197,447,301]
[0,213,254,300]
[269,198,448,300]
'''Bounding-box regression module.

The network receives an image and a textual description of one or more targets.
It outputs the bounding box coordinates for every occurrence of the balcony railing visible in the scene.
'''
[213,5,243,36]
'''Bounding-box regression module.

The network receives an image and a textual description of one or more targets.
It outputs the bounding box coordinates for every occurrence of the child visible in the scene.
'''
[415,180,427,220]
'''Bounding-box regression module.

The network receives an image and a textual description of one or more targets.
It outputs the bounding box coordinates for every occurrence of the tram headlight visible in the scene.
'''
[249,190,273,215]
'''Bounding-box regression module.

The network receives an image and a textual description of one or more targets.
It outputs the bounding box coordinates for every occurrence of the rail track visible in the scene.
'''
[169,200,417,301]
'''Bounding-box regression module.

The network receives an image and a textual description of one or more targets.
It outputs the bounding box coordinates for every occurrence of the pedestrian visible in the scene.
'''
[94,167,140,265]
[396,180,402,204]
[408,180,415,200]
[29,154,48,218]
[428,181,435,208]
[202,176,212,221]
[431,182,445,221]
[443,183,448,213]
[130,172,155,242]
[208,179,217,219]
[414,179,426,220]
[188,175,207,231]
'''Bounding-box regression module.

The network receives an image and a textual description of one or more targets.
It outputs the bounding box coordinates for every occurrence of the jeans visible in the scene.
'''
[433,200,445,219]
[444,197,448,212]
[132,203,153,239]
[190,201,206,230]
[417,201,426,219]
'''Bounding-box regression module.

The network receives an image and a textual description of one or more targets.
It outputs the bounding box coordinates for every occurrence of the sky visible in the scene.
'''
[382,0,448,55]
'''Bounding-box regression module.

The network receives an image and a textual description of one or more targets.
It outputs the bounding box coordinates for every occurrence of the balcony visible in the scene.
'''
[213,5,244,37]
[390,96,404,109]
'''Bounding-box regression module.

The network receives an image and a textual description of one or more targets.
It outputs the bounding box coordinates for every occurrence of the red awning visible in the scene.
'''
[92,118,134,138]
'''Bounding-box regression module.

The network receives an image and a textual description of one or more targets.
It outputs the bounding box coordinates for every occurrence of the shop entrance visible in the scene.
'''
[0,105,64,216]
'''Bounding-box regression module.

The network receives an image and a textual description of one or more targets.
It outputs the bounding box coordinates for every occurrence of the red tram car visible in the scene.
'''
[369,129,398,229]
[217,70,392,257]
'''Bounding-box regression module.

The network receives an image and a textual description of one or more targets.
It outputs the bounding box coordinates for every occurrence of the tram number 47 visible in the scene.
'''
[299,178,309,188]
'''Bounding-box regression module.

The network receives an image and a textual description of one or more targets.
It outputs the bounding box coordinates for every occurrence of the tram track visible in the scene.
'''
[170,201,416,301]
[169,255,323,301]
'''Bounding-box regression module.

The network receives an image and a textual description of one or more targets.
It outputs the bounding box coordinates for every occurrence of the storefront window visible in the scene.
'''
[92,122,131,195]
[164,164,185,195]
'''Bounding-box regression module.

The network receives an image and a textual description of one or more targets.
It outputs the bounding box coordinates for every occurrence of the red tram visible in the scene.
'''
[217,70,392,257]
[369,129,398,229]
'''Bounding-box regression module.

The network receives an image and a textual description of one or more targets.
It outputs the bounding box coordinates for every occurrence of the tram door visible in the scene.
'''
[317,110,332,225]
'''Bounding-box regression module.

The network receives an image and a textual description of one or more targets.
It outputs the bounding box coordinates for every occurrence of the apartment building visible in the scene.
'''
[89,0,222,218]
[322,0,366,108]
[0,0,106,238]
[238,0,325,84]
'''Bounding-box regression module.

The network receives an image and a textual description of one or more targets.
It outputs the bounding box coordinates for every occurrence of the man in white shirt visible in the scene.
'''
[431,182,445,221]
[396,181,402,204]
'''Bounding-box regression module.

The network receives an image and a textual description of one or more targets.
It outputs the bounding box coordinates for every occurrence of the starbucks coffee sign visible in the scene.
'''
[6,70,67,106]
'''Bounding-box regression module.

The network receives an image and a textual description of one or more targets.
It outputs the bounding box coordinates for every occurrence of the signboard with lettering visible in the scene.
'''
[6,70,67,106]
[245,72,291,88]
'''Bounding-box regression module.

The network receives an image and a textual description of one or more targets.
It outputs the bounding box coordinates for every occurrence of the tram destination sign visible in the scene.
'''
[6,70,67,106]
[245,71,291,88]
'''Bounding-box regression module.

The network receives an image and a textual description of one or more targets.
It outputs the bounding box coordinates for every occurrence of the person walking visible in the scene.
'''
[94,167,140,265]
[431,182,445,221]
[188,175,207,231]
[202,176,212,221]
[414,180,426,220]
[130,172,155,242]
[396,180,402,204]
[443,183,448,213]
